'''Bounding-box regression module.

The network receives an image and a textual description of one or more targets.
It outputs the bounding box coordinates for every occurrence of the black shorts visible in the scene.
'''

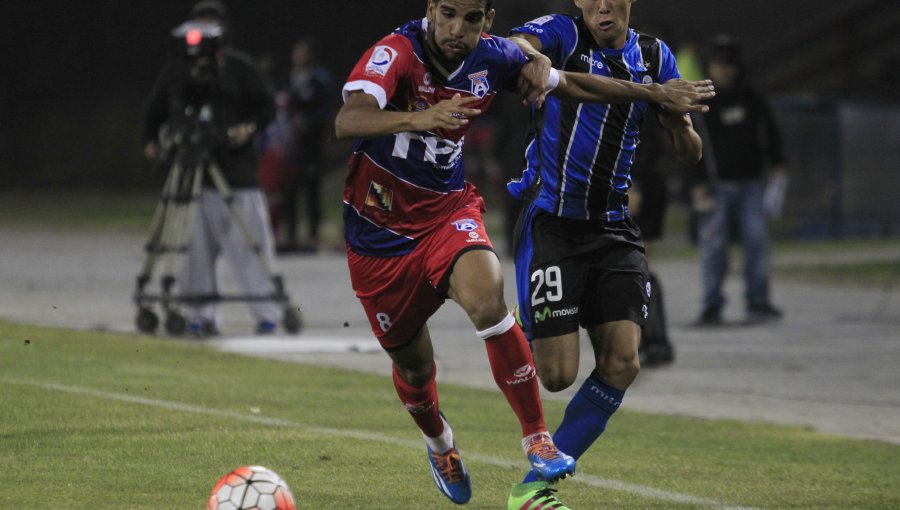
[513,204,649,340]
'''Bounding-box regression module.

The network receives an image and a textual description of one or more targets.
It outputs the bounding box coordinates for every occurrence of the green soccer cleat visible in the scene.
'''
[508,481,571,510]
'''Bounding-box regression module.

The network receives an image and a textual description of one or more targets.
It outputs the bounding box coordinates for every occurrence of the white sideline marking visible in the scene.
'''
[2,378,757,510]
[209,336,382,355]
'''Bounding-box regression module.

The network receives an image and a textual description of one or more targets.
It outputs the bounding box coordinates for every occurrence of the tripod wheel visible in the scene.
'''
[136,308,159,334]
[165,312,187,336]
[283,307,303,335]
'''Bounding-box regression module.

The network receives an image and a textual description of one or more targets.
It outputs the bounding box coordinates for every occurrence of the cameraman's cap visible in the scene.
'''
[191,0,228,22]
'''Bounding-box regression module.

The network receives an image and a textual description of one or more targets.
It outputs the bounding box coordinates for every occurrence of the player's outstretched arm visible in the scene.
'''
[335,91,482,139]
[553,73,715,114]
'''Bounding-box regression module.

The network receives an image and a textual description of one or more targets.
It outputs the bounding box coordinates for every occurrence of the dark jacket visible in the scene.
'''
[142,49,275,188]
[702,84,785,182]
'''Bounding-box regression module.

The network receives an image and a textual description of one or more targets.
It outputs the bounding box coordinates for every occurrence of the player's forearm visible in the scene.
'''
[555,72,663,104]
[334,104,421,139]
[671,127,703,165]
[510,34,544,61]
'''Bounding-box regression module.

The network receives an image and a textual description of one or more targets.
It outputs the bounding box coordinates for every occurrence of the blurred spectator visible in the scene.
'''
[141,0,282,336]
[693,35,788,325]
[265,38,334,254]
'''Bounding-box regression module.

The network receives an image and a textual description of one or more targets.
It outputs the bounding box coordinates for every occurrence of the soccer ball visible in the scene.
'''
[207,465,296,510]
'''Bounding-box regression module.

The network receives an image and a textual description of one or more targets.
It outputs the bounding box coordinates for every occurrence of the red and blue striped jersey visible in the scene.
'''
[341,18,528,257]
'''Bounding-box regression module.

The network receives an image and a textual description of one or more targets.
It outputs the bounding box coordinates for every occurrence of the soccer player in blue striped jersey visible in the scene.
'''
[506,1,707,507]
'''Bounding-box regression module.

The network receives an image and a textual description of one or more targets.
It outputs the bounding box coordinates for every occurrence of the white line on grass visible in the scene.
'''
[3,378,757,510]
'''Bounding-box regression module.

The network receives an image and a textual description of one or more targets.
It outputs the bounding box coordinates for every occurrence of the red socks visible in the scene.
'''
[479,314,547,437]
[392,362,444,438]
[392,314,548,441]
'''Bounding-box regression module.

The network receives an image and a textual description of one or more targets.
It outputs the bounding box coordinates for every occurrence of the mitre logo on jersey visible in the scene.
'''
[468,70,490,98]
[365,181,394,211]
[580,53,605,71]
[366,45,397,77]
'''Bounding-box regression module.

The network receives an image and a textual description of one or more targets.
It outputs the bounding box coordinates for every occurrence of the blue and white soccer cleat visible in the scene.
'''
[523,433,576,482]
[426,443,472,504]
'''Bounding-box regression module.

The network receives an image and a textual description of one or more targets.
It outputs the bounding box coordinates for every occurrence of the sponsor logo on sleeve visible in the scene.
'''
[452,219,479,232]
[365,45,397,77]
[529,15,554,25]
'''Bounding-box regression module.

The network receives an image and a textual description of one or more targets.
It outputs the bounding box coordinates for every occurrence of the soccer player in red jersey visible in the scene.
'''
[335,0,713,504]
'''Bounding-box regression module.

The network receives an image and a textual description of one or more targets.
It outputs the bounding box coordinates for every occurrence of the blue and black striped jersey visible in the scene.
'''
[508,14,681,221]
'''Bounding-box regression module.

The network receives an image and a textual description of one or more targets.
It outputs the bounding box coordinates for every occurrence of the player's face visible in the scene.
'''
[426,0,495,65]
[575,0,634,49]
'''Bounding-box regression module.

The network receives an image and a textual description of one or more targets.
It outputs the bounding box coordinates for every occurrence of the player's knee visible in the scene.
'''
[466,296,508,331]
[598,352,640,387]
[537,367,577,393]
[396,364,434,388]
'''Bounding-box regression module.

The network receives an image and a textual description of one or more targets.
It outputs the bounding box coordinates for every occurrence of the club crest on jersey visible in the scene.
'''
[365,181,393,211]
[468,70,490,98]
[366,45,397,77]
[452,219,478,232]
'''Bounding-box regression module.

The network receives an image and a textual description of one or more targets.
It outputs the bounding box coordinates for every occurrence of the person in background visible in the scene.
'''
[282,38,334,253]
[142,0,282,336]
[693,34,788,325]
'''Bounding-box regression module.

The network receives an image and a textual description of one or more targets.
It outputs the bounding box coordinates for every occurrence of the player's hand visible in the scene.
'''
[227,123,257,146]
[657,79,715,114]
[517,52,552,108]
[417,93,482,131]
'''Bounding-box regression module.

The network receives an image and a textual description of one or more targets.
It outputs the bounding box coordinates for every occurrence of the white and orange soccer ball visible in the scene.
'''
[207,465,296,510]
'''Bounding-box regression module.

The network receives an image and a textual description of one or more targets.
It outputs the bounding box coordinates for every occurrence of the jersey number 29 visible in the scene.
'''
[531,266,562,306]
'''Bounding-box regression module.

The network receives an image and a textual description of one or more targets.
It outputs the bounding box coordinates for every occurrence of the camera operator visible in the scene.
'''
[141,0,282,337]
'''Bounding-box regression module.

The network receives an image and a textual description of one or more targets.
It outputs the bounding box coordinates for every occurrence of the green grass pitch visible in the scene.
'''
[1,320,897,509]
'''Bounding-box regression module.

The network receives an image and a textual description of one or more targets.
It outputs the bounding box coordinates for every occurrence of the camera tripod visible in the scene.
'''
[133,146,302,336]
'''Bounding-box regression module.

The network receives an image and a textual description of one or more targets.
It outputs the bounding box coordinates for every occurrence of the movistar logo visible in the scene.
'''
[534,306,551,323]
[535,306,579,323]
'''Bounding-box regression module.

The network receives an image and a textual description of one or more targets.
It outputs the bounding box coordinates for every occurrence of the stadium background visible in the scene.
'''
[2,0,899,237]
